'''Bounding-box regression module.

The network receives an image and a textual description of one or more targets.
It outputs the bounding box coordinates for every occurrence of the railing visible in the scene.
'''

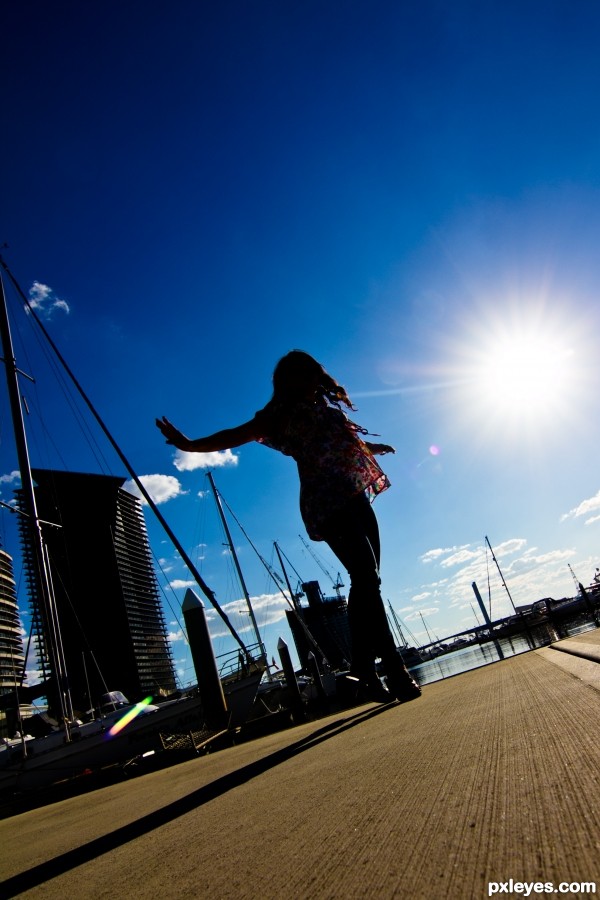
[216,642,266,683]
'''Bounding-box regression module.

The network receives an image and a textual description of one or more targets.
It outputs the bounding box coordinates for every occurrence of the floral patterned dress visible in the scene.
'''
[253,398,390,541]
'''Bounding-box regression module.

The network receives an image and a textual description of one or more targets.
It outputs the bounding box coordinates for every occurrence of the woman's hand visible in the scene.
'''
[366,442,396,455]
[155,416,192,451]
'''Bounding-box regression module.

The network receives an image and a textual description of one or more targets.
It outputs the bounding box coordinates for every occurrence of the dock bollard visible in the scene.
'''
[277,637,306,723]
[182,589,228,729]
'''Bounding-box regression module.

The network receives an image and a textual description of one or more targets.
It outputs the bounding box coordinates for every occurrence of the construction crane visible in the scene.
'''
[298,534,344,597]
[567,563,600,624]
[568,563,583,593]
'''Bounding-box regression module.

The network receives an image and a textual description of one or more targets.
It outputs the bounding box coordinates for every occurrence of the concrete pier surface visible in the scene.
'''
[2,629,600,899]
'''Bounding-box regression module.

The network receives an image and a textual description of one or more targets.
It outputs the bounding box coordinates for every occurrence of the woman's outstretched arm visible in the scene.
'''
[156,416,264,453]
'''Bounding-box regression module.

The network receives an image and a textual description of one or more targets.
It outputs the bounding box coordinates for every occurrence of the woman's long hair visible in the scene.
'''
[271,350,355,409]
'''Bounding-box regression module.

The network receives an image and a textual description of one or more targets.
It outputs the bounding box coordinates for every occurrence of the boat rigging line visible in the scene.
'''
[484,534,534,649]
[484,535,517,615]
[206,471,267,670]
[209,479,331,665]
[210,480,304,615]
[273,542,302,612]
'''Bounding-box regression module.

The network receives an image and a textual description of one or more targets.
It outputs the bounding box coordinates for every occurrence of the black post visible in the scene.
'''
[182,589,228,729]
[472,581,505,660]
[278,637,306,723]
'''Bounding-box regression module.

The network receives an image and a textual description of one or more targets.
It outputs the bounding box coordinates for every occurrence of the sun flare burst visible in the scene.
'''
[478,333,573,416]
[447,304,584,441]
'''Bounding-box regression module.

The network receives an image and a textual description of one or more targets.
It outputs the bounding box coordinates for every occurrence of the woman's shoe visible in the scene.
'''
[386,674,421,702]
[346,672,393,704]
[382,653,422,702]
[360,675,393,704]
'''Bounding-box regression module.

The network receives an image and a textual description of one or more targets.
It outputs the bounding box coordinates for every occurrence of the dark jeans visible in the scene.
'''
[320,492,396,677]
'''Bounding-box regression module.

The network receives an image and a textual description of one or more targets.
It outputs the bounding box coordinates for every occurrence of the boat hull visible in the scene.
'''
[0,671,262,795]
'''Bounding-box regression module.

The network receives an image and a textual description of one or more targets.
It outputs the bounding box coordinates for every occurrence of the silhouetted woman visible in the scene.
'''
[157,350,420,703]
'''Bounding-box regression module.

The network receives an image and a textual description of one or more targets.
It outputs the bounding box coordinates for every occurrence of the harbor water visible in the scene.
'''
[407,618,599,686]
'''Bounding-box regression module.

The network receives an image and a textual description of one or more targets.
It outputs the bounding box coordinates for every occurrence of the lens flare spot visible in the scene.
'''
[429,445,440,456]
[107,696,154,738]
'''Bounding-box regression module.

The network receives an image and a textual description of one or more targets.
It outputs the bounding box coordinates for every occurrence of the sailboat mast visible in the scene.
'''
[0,274,74,726]
[484,535,517,615]
[206,471,267,666]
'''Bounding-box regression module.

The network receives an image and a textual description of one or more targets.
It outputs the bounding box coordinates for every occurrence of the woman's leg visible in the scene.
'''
[320,494,393,677]
[321,493,421,702]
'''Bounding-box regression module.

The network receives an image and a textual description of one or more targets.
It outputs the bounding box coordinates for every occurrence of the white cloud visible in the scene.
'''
[493,538,528,557]
[0,470,20,484]
[168,629,186,643]
[207,591,289,639]
[170,579,196,591]
[28,281,70,317]
[561,489,600,522]
[174,449,239,471]
[440,547,481,568]
[420,547,455,563]
[123,474,186,505]
[25,668,45,686]
[510,548,573,572]
[405,606,439,621]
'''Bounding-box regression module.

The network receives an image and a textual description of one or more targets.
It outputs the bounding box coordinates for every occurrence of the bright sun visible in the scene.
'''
[457,313,579,433]
[479,334,571,415]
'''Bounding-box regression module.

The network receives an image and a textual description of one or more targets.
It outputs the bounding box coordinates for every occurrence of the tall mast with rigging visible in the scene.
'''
[0,274,74,728]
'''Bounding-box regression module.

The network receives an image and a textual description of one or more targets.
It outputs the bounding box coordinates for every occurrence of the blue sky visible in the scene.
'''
[2,1,599,684]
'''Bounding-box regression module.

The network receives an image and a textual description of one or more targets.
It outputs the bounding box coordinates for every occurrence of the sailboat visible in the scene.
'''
[0,258,264,795]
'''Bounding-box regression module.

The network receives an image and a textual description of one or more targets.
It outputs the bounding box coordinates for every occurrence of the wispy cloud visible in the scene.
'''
[404,606,439,621]
[28,281,70,317]
[420,546,464,563]
[561,490,600,525]
[439,547,482,568]
[124,474,186,505]
[0,470,20,497]
[168,629,186,643]
[0,470,20,484]
[173,449,239,471]
[206,591,289,639]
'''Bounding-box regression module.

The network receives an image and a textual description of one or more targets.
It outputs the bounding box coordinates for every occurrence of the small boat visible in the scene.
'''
[0,672,263,795]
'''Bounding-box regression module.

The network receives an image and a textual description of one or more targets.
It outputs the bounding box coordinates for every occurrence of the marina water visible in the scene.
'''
[408,619,598,686]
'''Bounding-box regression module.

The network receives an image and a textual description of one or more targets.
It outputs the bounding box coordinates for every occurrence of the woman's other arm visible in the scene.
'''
[364,440,395,455]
